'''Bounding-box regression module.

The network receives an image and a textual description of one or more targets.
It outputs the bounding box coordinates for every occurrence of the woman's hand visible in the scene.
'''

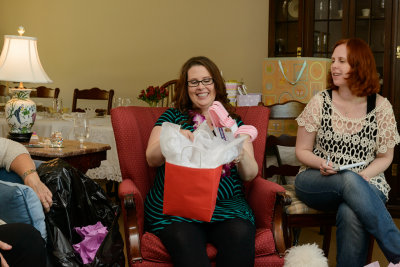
[0,240,11,267]
[24,173,53,212]
[179,129,194,142]
[319,159,337,176]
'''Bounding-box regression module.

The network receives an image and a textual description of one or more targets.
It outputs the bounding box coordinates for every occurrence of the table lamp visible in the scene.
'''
[0,26,52,142]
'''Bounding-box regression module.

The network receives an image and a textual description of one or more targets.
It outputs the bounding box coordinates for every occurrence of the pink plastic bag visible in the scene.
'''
[72,221,108,264]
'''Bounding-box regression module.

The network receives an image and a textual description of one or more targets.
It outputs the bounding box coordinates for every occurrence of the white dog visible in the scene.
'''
[284,243,328,267]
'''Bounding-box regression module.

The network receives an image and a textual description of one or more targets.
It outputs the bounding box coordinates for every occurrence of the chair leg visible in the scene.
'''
[292,228,301,246]
[105,181,119,200]
[321,226,332,257]
[366,235,374,264]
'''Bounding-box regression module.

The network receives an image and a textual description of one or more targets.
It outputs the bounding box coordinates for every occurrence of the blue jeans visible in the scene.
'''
[295,169,400,266]
[0,160,46,240]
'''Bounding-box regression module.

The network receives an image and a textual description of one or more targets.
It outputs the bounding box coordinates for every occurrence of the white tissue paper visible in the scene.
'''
[160,122,247,169]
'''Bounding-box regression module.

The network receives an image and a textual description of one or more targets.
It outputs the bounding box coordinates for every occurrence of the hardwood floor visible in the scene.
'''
[298,219,400,266]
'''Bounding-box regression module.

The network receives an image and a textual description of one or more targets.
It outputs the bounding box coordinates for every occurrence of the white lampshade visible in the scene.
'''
[0,35,52,83]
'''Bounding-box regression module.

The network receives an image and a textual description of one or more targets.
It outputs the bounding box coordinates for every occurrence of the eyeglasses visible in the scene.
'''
[187,78,214,87]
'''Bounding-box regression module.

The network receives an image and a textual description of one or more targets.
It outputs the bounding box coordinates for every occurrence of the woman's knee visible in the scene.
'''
[337,203,359,225]
[159,221,206,250]
[228,219,255,244]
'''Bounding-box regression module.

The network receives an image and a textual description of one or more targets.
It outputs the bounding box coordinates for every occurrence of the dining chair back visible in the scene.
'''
[111,105,287,266]
[0,84,8,96]
[264,100,374,261]
[72,87,114,115]
[159,79,177,107]
[30,86,60,98]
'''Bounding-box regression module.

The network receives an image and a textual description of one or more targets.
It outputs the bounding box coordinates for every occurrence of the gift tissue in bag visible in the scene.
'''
[160,122,246,221]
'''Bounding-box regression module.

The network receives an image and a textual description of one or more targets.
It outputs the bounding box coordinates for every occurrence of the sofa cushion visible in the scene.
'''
[283,184,325,215]
[0,180,46,240]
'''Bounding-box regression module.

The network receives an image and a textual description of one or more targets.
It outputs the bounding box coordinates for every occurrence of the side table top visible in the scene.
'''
[26,139,111,158]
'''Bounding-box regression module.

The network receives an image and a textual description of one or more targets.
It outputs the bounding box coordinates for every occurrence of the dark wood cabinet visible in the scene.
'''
[268,0,400,216]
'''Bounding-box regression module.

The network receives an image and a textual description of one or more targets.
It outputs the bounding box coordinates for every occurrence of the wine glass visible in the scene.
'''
[74,113,90,148]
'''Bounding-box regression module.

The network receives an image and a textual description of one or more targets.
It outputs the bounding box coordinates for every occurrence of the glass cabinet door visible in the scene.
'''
[274,0,301,56]
[354,0,386,87]
[313,0,343,57]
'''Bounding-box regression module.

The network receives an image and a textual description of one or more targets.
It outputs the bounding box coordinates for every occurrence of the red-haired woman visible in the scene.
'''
[295,38,400,265]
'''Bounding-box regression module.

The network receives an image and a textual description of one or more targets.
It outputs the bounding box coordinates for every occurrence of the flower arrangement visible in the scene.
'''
[137,86,169,107]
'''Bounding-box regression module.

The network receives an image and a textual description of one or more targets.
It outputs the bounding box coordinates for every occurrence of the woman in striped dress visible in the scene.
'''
[144,56,258,267]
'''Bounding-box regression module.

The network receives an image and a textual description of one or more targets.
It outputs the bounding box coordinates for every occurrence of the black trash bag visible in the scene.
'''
[37,158,125,267]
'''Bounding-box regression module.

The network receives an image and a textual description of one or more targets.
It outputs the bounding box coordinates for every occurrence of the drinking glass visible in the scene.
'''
[74,113,90,148]
[51,98,63,118]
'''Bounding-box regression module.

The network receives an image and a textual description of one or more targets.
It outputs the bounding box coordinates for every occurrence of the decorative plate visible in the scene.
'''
[288,0,299,19]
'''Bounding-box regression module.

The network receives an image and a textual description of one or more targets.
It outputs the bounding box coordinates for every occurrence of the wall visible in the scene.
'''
[0,0,269,108]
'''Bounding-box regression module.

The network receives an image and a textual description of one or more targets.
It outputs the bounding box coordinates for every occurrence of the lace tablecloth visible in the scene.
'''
[0,115,122,182]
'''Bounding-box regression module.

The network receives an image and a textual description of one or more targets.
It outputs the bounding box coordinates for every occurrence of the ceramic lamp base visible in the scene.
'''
[8,132,33,143]
[5,88,36,139]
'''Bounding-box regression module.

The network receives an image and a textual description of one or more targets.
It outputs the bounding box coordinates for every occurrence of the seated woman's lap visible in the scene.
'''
[158,218,255,267]
[295,169,386,211]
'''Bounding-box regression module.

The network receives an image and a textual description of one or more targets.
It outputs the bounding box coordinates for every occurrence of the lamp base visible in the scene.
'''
[8,132,33,143]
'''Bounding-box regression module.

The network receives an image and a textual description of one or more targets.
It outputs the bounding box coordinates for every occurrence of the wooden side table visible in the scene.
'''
[26,140,111,173]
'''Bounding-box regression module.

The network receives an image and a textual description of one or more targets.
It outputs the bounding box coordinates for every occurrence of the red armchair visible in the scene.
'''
[111,106,287,266]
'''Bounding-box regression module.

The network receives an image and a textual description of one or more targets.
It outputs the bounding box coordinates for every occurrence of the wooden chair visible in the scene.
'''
[30,86,60,98]
[159,79,177,107]
[72,87,114,115]
[111,105,287,266]
[264,100,374,261]
[0,84,8,96]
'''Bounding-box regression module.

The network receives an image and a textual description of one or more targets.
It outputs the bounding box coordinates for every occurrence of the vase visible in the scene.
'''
[148,101,160,107]
[5,88,36,142]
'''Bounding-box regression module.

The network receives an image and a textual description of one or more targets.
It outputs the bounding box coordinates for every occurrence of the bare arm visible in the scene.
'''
[146,126,165,167]
[295,126,336,174]
[236,135,258,181]
[9,154,53,212]
[359,148,394,181]
[146,126,194,167]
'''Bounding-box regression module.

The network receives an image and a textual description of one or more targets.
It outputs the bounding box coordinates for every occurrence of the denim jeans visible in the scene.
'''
[0,160,46,240]
[295,169,400,266]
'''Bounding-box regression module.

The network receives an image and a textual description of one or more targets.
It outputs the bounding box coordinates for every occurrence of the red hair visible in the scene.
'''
[327,38,380,96]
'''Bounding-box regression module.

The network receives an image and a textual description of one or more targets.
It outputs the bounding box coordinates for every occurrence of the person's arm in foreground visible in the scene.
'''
[10,154,53,212]
[0,240,11,267]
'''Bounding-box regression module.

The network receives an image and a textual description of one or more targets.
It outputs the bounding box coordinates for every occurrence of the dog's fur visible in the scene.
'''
[284,243,328,267]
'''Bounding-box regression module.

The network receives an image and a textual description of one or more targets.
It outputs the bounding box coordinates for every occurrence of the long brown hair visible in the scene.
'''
[327,38,380,96]
[173,56,236,117]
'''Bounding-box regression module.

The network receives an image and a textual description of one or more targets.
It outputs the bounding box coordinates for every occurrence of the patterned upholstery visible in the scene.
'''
[111,106,286,266]
[283,184,324,214]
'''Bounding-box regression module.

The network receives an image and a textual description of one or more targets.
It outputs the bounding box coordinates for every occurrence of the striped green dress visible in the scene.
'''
[144,108,255,235]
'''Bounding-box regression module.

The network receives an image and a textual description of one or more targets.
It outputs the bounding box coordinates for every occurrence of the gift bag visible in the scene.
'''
[163,162,222,221]
[225,80,239,105]
[160,122,246,221]
[262,57,331,136]
[236,93,262,106]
